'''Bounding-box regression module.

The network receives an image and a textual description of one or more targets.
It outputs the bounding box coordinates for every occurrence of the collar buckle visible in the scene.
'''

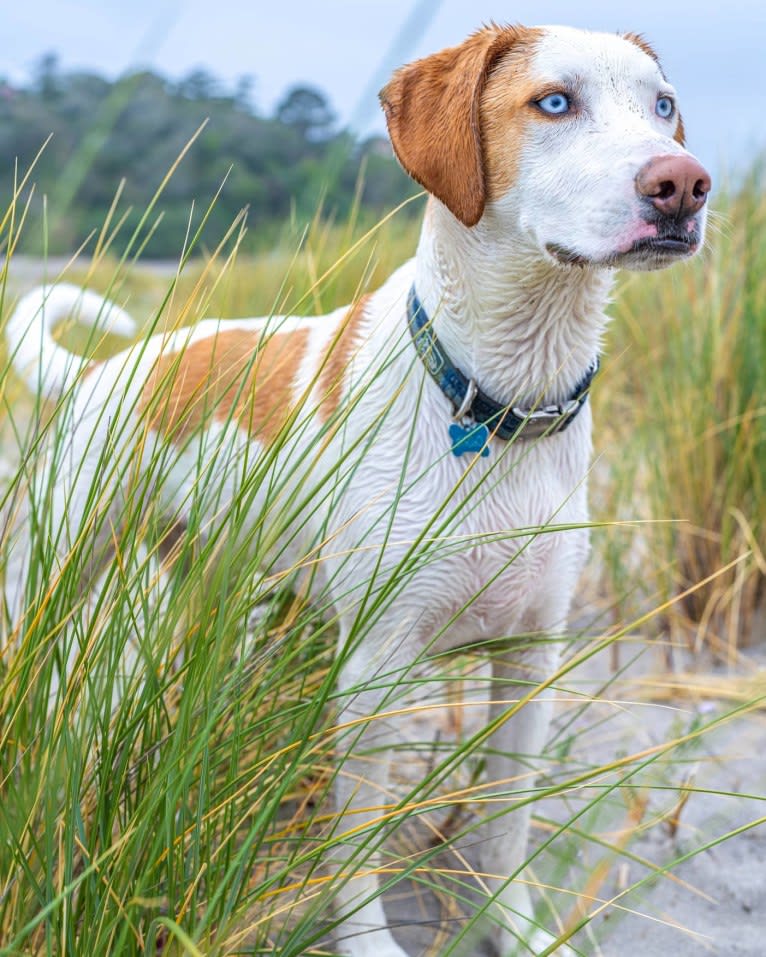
[452,378,478,423]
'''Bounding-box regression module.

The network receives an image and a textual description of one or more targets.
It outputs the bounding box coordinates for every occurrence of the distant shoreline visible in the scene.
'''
[4,256,183,289]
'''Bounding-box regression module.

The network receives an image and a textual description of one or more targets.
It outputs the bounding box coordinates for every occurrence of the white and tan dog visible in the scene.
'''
[4,23,709,957]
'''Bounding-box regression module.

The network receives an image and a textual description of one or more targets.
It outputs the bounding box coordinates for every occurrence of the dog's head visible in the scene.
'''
[381,24,710,271]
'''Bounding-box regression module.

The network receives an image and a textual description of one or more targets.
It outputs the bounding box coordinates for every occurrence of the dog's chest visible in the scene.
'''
[330,418,592,647]
[409,471,589,647]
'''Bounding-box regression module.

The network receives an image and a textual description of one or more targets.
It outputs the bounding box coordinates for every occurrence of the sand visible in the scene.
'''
[382,642,766,956]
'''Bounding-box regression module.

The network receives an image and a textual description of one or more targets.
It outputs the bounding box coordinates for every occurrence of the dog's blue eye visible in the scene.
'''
[537,92,571,115]
[656,96,675,119]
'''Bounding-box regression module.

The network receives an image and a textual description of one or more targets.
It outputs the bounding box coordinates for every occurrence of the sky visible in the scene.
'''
[5,0,766,178]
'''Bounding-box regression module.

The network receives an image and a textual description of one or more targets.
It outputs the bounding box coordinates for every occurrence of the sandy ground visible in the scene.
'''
[574,679,766,957]
[3,255,181,283]
[377,641,766,957]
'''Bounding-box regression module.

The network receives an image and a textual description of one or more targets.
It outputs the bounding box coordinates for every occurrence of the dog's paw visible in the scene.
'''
[526,928,575,956]
[335,930,410,957]
[495,925,576,957]
[336,944,410,957]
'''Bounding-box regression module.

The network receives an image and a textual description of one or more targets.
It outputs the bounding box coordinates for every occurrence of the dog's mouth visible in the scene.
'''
[547,227,701,269]
[626,233,699,258]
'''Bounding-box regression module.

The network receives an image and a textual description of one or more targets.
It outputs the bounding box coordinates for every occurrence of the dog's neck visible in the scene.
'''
[412,197,614,408]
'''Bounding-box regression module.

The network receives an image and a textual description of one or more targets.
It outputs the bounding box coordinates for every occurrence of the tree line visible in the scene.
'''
[0,55,420,258]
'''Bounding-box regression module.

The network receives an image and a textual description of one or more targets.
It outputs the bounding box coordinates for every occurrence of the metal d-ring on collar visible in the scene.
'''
[406,285,600,443]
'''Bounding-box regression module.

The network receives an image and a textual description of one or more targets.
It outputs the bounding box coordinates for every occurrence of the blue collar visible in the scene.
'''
[406,285,599,449]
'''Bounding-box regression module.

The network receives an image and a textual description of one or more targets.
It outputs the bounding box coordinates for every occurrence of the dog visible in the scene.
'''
[4,23,709,957]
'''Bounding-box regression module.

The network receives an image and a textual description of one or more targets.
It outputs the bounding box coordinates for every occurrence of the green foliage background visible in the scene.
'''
[0,55,420,258]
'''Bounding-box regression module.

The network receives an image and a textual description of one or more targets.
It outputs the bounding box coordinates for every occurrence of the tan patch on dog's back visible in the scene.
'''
[318,296,369,421]
[140,327,309,443]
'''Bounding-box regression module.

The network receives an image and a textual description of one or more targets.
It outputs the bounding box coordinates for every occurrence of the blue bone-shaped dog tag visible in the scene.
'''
[448,422,490,457]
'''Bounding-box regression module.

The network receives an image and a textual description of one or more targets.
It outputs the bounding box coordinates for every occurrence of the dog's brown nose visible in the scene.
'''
[636,155,711,219]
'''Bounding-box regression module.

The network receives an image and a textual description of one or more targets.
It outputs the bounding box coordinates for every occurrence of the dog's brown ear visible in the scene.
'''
[380,26,529,227]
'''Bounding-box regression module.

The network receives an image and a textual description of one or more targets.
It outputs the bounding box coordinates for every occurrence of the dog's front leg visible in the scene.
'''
[332,639,411,957]
[477,644,573,956]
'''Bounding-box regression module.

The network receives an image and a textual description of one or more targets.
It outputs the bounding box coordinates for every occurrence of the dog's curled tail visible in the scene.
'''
[5,283,137,398]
